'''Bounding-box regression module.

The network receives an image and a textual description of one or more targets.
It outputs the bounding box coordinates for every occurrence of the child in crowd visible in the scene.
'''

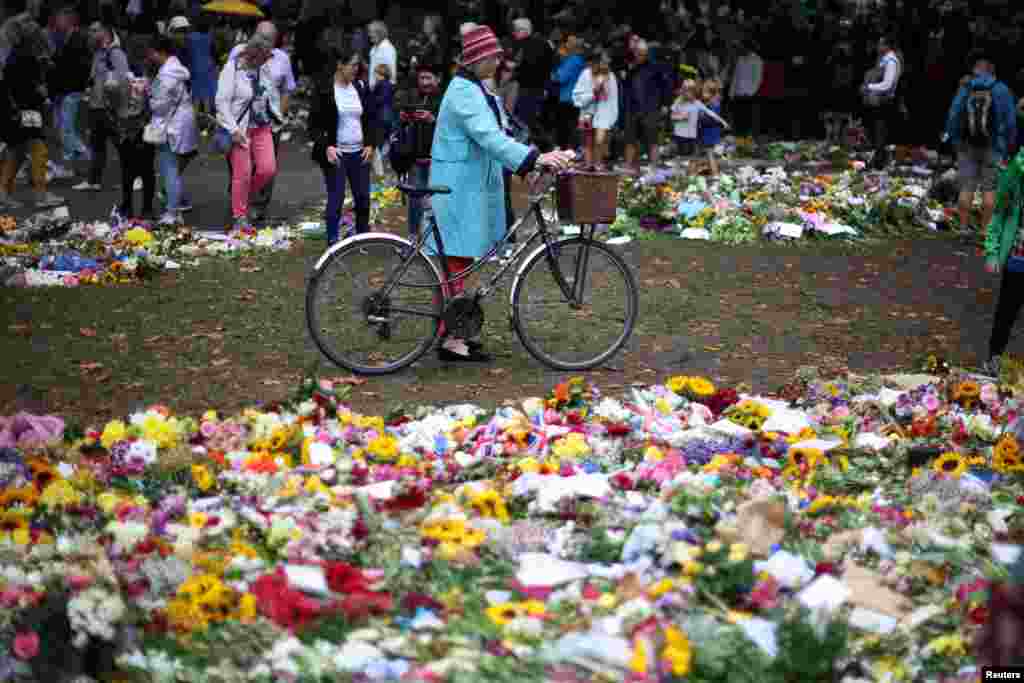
[698,78,729,175]
[671,80,700,158]
[372,62,396,178]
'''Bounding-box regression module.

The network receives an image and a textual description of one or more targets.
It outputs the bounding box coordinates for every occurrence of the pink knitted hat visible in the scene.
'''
[461,25,503,67]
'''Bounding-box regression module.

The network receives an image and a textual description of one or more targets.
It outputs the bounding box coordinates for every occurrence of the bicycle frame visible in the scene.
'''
[375,175,598,317]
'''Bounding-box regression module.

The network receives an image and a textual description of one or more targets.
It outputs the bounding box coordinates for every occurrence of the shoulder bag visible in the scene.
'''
[213,62,256,154]
[143,80,185,145]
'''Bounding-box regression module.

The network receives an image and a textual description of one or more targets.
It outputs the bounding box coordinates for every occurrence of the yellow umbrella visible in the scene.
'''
[201,0,264,17]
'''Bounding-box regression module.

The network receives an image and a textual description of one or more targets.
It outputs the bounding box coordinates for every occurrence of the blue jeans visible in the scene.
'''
[61,92,91,162]
[514,90,545,131]
[157,144,182,212]
[323,151,370,244]
[406,162,430,238]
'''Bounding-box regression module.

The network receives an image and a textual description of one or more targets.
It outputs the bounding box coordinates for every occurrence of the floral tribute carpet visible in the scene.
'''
[0,188,403,288]
[1,362,1024,682]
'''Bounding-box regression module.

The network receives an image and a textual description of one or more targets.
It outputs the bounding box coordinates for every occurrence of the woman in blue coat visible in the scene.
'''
[429,25,575,362]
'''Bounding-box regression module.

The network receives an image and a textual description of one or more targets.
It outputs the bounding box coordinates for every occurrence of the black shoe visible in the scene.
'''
[437,341,492,363]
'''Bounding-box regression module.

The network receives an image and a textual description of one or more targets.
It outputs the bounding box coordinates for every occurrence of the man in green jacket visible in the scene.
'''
[982,150,1024,376]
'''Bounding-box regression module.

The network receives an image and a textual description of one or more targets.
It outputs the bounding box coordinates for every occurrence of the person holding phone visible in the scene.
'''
[308,47,380,246]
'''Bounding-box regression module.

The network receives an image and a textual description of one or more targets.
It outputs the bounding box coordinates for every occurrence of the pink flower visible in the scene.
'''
[981,383,999,405]
[12,631,39,660]
[0,588,21,608]
[199,421,218,439]
[0,413,65,449]
[830,406,850,421]
[923,394,941,412]
[67,575,94,591]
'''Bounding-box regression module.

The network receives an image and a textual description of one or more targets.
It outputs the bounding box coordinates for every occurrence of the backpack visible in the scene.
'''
[962,83,996,147]
[388,121,417,176]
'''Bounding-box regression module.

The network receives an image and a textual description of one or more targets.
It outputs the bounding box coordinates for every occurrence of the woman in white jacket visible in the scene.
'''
[572,50,618,169]
[146,35,198,226]
[215,32,282,229]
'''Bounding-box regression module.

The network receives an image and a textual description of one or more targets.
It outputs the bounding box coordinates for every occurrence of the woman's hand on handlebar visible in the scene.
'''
[537,149,576,172]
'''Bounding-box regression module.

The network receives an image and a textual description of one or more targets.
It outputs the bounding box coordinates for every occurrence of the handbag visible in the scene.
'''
[213,62,256,154]
[19,110,42,128]
[143,83,185,145]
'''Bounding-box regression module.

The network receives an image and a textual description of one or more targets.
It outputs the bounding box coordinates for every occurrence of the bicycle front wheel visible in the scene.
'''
[511,237,638,370]
[306,237,443,375]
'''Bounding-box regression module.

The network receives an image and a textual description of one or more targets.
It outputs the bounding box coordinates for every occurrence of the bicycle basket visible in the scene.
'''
[555,171,620,225]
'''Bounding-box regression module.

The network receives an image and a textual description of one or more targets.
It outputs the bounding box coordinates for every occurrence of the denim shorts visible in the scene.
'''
[958,144,998,193]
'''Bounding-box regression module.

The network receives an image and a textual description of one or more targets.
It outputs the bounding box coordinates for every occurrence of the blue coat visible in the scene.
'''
[944,74,1018,161]
[429,71,539,259]
[553,54,585,103]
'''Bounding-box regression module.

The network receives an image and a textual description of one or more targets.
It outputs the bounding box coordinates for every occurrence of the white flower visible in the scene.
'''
[593,398,631,424]
[307,442,335,467]
[966,414,999,441]
[105,521,149,553]
[127,440,158,466]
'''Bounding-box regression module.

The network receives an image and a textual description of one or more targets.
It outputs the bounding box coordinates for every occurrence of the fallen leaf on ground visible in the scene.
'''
[144,335,163,344]
[332,376,368,386]
[80,328,97,337]
[261,379,283,386]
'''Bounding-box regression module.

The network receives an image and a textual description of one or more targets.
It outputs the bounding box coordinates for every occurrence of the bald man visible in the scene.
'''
[227,21,296,221]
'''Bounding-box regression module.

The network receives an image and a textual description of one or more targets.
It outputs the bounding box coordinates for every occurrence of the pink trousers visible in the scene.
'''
[230,125,276,219]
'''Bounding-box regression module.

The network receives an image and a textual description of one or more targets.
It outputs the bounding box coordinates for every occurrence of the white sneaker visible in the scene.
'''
[133,179,143,191]
[48,163,74,180]
[72,181,101,191]
[157,211,182,227]
[33,191,65,208]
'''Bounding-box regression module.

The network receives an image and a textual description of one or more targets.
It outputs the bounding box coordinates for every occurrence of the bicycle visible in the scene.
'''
[305,167,639,375]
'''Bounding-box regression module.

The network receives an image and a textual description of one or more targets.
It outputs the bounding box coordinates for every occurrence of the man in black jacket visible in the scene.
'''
[623,40,670,174]
[508,17,553,147]
[51,7,92,167]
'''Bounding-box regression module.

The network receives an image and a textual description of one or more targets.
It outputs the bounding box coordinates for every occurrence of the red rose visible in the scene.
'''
[611,472,635,491]
[606,423,631,437]
[401,592,444,613]
[352,517,370,542]
[325,562,370,595]
[815,562,838,576]
[339,590,393,620]
[969,606,990,625]
[381,488,428,512]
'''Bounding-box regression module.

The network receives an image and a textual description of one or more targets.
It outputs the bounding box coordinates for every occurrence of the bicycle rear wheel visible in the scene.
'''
[306,237,443,375]
[511,237,638,370]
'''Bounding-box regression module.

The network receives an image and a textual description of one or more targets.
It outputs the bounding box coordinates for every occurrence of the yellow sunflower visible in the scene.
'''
[953,380,981,400]
[994,436,1020,462]
[806,495,838,515]
[993,448,1023,474]
[0,486,39,510]
[666,376,690,395]
[469,489,510,523]
[0,510,30,544]
[787,447,824,471]
[26,457,59,493]
[932,452,968,479]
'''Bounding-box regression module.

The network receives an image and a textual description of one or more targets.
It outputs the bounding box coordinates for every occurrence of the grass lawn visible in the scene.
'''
[1,185,995,428]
